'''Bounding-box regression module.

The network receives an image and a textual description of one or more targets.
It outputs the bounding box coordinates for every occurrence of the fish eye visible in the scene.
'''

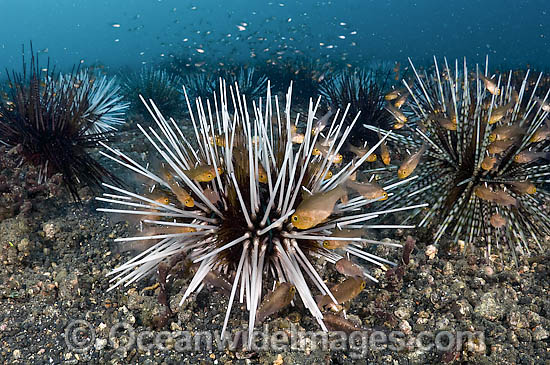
[360,281,366,289]
[292,215,299,222]
[207,173,213,179]
[217,167,223,174]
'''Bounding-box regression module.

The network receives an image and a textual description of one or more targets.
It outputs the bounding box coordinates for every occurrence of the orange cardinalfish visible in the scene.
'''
[348,143,377,162]
[335,258,365,277]
[487,139,516,154]
[508,181,536,195]
[378,131,391,165]
[398,144,427,179]
[322,228,365,249]
[311,109,334,136]
[316,277,366,309]
[479,74,500,95]
[481,155,497,171]
[183,165,223,182]
[159,167,195,207]
[513,150,550,163]
[256,282,296,323]
[488,101,516,124]
[385,103,407,124]
[312,143,343,163]
[529,127,550,143]
[488,124,525,142]
[291,185,348,229]
[345,173,388,201]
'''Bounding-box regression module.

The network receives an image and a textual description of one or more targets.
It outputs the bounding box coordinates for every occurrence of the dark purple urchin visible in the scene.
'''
[319,66,394,151]
[368,56,550,264]
[0,48,120,201]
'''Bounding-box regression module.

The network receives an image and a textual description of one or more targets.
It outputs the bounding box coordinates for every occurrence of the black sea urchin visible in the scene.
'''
[367,57,550,262]
[122,67,183,117]
[319,67,393,147]
[97,80,423,338]
[0,50,120,201]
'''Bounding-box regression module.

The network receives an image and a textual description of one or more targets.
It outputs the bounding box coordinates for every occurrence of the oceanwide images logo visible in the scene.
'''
[65,319,485,358]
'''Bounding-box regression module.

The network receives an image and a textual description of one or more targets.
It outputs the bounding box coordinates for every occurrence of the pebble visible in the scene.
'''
[532,325,549,341]
[425,245,437,260]
[474,292,506,320]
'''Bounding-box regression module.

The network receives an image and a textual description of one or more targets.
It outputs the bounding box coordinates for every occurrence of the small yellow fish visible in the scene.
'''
[492,190,517,207]
[311,109,334,136]
[210,134,226,147]
[258,164,268,184]
[394,92,409,109]
[529,127,550,143]
[432,115,457,131]
[514,150,550,163]
[291,186,347,229]
[290,124,304,144]
[312,143,343,163]
[480,74,500,96]
[481,155,497,171]
[346,179,388,200]
[169,181,194,208]
[398,144,427,179]
[509,181,536,195]
[323,228,365,249]
[335,258,364,277]
[488,101,515,124]
[348,144,377,162]
[317,277,366,309]
[385,87,407,101]
[378,133,391,166]
[490,213,506,228]
[184,165,223,182]
[256,282,296,323]
[385,103,408,124]
[474,185,496,201]
[488,125,524,142]
[487,139,516,154]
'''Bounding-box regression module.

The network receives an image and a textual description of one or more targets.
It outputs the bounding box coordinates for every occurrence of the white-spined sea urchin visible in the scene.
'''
[97,80,425,338]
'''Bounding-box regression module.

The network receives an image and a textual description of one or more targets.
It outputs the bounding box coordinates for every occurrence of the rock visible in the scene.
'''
[452,299,472,320]
[508,311,528,328]
[532,325,549,341]
[474,292,505,321]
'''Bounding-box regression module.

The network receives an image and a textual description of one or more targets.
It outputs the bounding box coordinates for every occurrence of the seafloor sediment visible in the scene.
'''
[0,122,549,365]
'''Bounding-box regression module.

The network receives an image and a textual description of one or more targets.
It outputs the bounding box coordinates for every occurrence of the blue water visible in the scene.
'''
[1,0,549,74]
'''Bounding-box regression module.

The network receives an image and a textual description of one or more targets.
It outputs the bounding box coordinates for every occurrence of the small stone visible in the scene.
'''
[273,354,284,365]
[17,238,30,253]
[452,299,472,320]
[425,245,437,260]
[13,349,21,359]
[474,292,505,320]
[95,338,108,350]
[399,320,412,335]
[394,306,412,320]
[443,261,454,275]
[533,325,549,341]
[508,312,528,328]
